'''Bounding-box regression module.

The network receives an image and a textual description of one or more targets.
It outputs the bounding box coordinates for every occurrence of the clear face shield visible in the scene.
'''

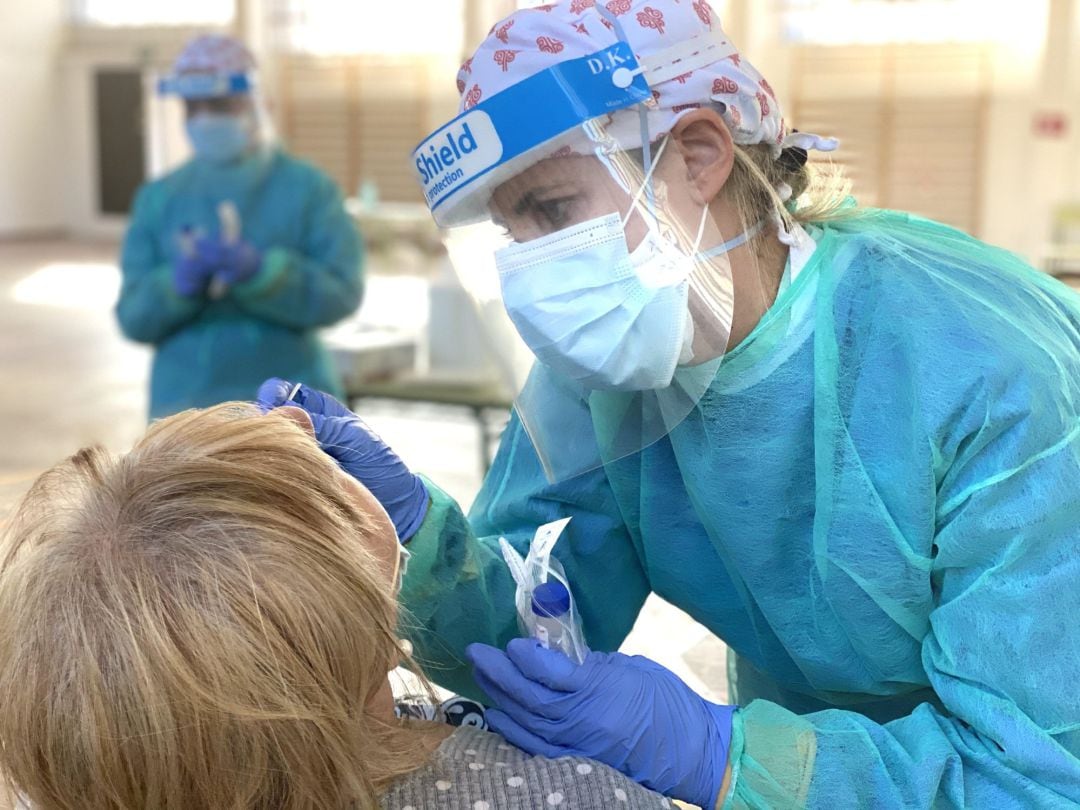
[416,34,748,483]
[157,70,274,164]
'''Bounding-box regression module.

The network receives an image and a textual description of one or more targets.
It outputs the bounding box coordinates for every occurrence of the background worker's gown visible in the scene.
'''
[400,211,1080,808]
[117,149,363,418]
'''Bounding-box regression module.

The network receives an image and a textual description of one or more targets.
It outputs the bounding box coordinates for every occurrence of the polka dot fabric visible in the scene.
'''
[455,0,787,156]
[380,726,670,809]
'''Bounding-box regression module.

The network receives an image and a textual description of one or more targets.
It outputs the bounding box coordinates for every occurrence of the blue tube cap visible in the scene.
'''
[531,581,571,618]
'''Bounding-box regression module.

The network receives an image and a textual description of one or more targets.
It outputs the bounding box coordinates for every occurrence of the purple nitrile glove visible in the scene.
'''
[195,235,262,287]
[256,378,430,542]
[217,240,262,286]
[468,638,736,808]
[172,247,216,298]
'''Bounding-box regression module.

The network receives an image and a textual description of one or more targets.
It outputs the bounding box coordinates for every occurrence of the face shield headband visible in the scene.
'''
[158,71,255,100]
[412,23,741,228]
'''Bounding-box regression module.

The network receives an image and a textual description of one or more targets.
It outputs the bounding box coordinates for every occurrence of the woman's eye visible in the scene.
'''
[538,198,573,229]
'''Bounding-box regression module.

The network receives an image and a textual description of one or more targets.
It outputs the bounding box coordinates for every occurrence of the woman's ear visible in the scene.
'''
[277,406,316,439]
[669,109,735,205]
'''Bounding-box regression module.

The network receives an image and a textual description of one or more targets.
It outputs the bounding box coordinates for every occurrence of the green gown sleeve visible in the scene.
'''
[399,412,651,702]
[725,368,1080,809]
[115,184,206,345]
[230,170,363,330]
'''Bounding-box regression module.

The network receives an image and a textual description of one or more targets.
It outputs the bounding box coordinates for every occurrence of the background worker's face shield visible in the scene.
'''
[416,40,742,483]
[157,69,274,164]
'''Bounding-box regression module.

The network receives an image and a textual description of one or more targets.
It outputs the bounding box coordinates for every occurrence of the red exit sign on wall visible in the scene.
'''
[1034,111,1069,138]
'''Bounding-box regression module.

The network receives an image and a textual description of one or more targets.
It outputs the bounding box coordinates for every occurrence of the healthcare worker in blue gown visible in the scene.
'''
[117,34,362,419]
[259,2,1080,808]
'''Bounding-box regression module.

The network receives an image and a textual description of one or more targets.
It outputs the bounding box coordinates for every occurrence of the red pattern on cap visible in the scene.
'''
[636,6,666,33]
[537,35,565,54]
[712,76,738,94]
[494,49,520,72]
[456,77,466,93]
[495,19,515,43]
[464,84,482,109]
[452,0,797,163]
[174,34,255,77]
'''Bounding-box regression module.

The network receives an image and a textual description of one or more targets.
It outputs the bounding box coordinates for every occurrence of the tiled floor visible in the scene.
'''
[0,237,730,703]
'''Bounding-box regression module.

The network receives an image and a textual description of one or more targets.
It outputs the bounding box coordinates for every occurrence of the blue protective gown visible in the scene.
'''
[117,149,363,418]
[400,210,1080,808]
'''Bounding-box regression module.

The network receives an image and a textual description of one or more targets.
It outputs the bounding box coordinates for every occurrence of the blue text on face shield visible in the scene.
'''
[416,123,479,186]
[412,43,651,217]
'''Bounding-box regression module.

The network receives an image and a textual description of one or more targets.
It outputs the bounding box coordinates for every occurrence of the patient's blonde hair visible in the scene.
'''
[0,403,429,810]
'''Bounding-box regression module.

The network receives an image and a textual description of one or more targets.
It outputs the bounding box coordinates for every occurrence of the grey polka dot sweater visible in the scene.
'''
[380,726,673,809]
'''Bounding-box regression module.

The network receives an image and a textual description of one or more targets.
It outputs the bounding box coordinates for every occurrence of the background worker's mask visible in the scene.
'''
[186,113,254,164]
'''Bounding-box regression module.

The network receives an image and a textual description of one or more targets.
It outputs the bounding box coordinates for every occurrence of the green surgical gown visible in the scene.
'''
[400,210,1080,808]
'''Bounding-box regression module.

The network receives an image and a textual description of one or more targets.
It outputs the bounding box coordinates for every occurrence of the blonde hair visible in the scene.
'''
[728,141,854,239]
[0,404,432,810]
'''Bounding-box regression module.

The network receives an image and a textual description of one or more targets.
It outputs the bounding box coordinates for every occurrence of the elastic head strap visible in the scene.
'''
[604,27,741,92]
[620,136,671,228]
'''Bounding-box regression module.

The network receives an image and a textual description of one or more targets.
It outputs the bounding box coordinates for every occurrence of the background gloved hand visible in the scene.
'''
[220,241,262,286]
[199,236,262,287]
[257,378,430,541]
[172,244,217,297]
[468,639,736,808]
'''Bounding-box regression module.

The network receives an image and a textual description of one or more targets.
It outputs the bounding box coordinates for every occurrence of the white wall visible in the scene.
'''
[0,9,208,239]
[980,0,1076,262]
[0,0,65,235]
[732,0,1075,264]
[59,25,209,238]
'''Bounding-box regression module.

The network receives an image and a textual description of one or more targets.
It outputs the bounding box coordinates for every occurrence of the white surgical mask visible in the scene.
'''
[497,213,689,390]
[496,131,762,391]
[496,209,761,391]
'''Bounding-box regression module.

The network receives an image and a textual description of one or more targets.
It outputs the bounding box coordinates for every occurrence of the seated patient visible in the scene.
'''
[0,404,668,810]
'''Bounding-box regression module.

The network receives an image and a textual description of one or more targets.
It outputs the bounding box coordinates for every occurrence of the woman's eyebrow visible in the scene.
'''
[512,190,543,217]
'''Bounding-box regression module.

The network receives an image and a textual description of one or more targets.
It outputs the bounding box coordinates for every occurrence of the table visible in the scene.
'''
[346,375,512,475]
